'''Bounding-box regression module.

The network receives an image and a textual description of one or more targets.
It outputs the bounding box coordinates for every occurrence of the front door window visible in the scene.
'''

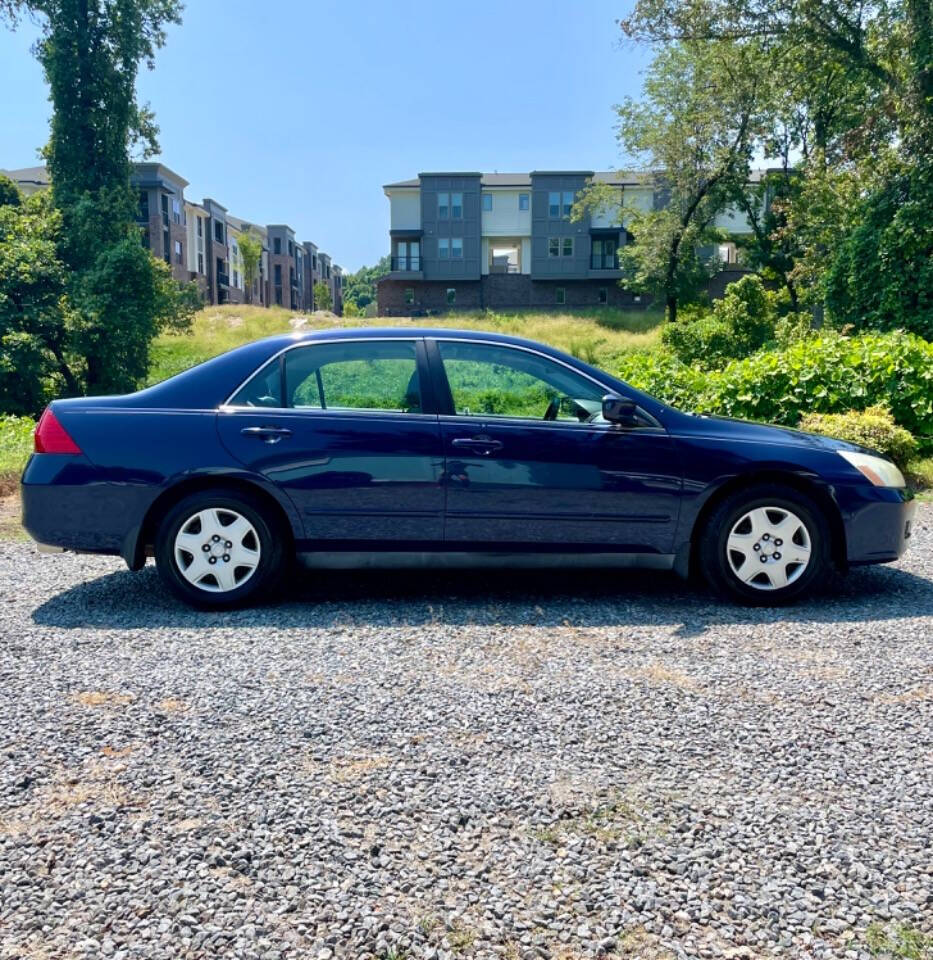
[437,341,604,422]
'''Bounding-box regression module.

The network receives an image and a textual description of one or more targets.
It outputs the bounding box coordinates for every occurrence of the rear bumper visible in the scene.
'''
[21,455,156,563]
[841,486,917,565]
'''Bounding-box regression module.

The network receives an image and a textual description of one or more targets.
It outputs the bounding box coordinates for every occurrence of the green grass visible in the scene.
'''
[147,304,665,386]
[907,457,933,500]
[865,922,933,958]
[0,416,35,491]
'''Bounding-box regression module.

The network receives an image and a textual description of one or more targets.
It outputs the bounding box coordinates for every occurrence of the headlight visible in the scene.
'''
[837,450,906,488]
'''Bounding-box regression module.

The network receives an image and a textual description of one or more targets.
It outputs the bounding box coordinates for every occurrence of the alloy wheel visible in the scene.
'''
[726,505,812,591]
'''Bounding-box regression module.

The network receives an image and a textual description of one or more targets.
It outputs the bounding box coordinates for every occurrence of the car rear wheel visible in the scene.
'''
[699,484,831,604]
[155,489,286,608]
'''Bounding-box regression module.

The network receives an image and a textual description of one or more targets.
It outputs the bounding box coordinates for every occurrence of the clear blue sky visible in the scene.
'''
[0,0,649,272]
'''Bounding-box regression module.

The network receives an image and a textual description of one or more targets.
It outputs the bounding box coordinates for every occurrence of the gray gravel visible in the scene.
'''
[1,507,932,960]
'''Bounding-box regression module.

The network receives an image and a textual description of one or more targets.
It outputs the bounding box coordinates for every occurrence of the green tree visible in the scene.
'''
[313,281,333,312]
[1,0,197,399]
[343,256,390,311]
[237,229,263,305]
[576,40,765,321]
[0,190,71,413]
[0,174,21,208]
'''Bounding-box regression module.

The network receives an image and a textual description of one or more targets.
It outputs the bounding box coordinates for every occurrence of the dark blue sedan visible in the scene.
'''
[22,328,915,608]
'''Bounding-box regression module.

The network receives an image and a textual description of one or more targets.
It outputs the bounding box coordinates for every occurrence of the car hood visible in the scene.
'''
[673,412,882,457]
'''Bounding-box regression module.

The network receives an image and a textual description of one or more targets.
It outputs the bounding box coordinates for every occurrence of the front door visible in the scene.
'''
[428,339,682,554]
[218,338,444,549]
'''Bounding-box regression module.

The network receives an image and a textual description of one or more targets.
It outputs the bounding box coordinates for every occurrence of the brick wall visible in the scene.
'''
[378,275,647,314]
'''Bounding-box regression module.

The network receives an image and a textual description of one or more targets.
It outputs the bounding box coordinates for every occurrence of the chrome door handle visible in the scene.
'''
[451,436,503,456]
[241,426,292,444]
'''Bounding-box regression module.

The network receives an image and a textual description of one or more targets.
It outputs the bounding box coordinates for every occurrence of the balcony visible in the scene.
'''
[391,255,422,272]
[590,253,619,270]
[216,271,229,287]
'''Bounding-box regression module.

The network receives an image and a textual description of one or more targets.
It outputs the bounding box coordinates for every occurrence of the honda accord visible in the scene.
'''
[21,329,915,608]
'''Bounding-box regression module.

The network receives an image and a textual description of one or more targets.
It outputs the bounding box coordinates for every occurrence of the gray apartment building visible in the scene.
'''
[378,169,753,314]
[1,163,343,314]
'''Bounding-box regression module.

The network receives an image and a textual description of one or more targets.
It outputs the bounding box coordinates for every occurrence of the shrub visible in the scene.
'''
[798,405,918,466]
[661,275,777,367]
[617,330,933,451]
[773,311,813,346]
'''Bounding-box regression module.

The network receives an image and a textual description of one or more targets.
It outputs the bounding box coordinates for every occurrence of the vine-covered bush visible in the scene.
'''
[661,275,780,367]
[618,330,933,450]
[798,405,917,466]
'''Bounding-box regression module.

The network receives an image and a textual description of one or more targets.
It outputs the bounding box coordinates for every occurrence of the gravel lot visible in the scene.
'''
[1,507,931,960]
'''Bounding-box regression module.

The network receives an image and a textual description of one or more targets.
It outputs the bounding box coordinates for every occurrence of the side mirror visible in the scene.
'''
[602,393,639,427]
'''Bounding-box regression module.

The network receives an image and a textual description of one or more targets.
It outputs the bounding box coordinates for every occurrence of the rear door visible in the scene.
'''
[427,338,682,554]
[217,338,445,548]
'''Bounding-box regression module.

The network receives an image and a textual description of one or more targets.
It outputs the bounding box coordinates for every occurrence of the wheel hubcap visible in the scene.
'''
[726,506,812,591]
[174,508,261,593]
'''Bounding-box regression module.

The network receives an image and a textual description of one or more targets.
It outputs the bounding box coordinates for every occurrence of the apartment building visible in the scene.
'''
[377,169,757,314]
[131,163,189,285]
[1,163,342,314]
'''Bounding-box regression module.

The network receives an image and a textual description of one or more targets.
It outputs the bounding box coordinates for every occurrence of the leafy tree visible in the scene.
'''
[576,40,766,321]
[343,256,390,311]
[0,174,21,208]
[1,0,197,400]
[825,156,933,338]
[313,281,333,312]
[0,191,71,413]
[238,229,262,304]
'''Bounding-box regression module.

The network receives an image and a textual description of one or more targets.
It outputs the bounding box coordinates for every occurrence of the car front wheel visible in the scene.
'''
[700,484,832,604]
[155,489,286,608]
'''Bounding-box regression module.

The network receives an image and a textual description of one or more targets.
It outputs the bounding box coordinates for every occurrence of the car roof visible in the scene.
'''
[255,326,567,354]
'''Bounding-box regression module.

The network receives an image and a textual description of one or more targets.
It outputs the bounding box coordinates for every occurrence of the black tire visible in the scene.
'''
[155,488,287,609]
[699,484,832,605]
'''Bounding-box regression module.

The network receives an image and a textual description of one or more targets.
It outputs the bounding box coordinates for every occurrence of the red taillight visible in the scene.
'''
[34,407,82,455]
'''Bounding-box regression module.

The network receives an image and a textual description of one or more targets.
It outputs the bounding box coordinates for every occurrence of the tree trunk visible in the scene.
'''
[666,295,677,324]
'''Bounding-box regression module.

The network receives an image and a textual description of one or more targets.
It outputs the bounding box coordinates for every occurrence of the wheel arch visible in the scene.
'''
[681,469,847,578]
[126,473,300,570]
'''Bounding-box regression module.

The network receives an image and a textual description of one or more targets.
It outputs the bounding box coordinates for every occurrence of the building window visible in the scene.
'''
[556,287,566,305]
[274,264,282,284]
[312,254,317,269]
[446,288,456,306]
[197,217,203,238]
[162,228,170,264]
[451,237,463,258]
[482,194,492,212]
[562,191,574,217]
[234,270,240,287]
[404,288,414,306]
[161,194,169,225]
[548,192,560,218]
[214,221,224,243]
[288,240,294,257]
[438,237,450,259]
[562,237,574,257]
[451,192,463,218]
[137,190,149,221]
[548,237,560,258]
[273,237,281,255]
[519,193,529,211]
[174,240,183,264]
[438,192,449,218]
[598,287,608,304]
[172,198,181,224]
[140,228,150,249]
[197,252,204,274]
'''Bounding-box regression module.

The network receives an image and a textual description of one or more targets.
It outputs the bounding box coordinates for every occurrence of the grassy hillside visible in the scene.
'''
[147,305,665,385]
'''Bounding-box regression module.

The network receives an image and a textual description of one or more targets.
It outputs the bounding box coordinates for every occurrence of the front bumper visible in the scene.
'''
[841,485,917,565]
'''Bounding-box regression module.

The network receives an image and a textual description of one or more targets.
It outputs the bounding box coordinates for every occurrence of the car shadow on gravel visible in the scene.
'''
[30,558,933,632]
